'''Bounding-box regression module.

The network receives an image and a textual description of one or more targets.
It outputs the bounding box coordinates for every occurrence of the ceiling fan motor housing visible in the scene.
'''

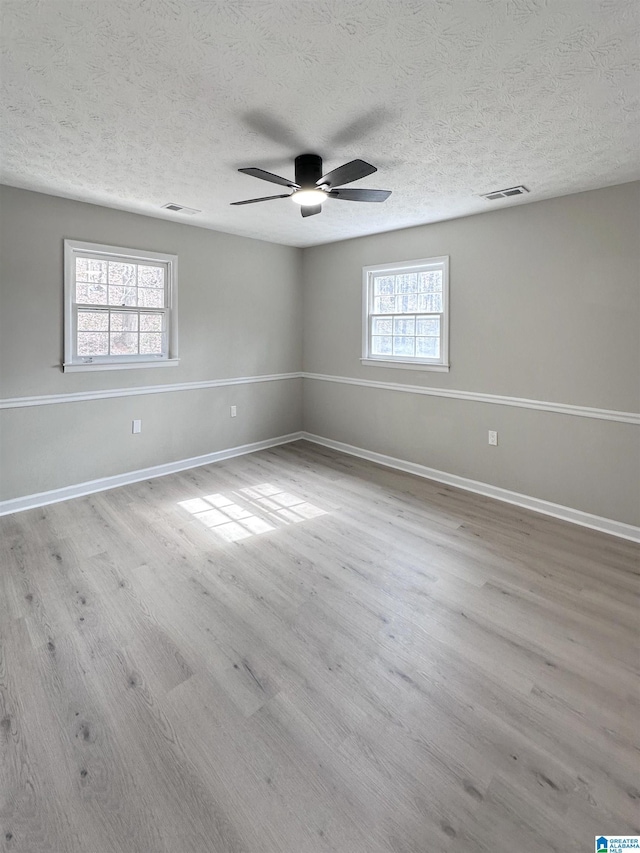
[295,154,323,188]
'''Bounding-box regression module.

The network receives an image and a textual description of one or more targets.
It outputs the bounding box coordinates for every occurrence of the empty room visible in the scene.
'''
[1,2,639,852]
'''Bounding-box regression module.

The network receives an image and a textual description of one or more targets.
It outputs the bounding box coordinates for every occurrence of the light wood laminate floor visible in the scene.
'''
[1,441,638,853]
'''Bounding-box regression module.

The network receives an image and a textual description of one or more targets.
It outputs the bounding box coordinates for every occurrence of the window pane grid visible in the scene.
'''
[75,306,166,358]
[373,293,443,313]
[74,254,167,359]
[75,257,166,309]
[65,241,177,370]
[366,258,448,366]
[369,311,442,360]
[373,270,442,296]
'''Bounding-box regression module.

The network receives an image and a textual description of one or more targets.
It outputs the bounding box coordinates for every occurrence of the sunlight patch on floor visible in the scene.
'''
[178,483,327,542]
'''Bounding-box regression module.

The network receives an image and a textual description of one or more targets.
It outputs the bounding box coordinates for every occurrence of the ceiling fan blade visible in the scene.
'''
[238,167,299,188]
[230,194,290,205]
[318,159,377,187]
[301,205,322,217]
[328,188,391,202]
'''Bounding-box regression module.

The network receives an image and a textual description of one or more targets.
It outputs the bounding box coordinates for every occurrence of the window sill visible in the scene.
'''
[63,359,180,373]
[361,358,450,373]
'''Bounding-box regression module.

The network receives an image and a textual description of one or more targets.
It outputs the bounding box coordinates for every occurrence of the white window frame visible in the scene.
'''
[63,240,179,372]
[361,255,450,372]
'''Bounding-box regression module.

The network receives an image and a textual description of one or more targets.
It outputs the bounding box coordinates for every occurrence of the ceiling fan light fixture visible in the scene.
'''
[291,188,326,206]
[231,155,390,215]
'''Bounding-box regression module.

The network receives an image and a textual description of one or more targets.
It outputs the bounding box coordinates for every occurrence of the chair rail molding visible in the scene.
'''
[3,372,637,424]
[0,372,303,409]
[303,372,640,425]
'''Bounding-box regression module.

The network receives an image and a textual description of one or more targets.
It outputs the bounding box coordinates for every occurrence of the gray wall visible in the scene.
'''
[2,182,639,527]
[0,186,302,499]
[302,183,640,526]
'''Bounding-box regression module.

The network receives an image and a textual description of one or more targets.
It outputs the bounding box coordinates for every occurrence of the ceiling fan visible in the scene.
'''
[231,153,391,217]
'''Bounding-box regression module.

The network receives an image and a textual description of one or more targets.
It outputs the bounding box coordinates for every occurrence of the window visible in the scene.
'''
[362,256,449,371]
[63,240,178,372]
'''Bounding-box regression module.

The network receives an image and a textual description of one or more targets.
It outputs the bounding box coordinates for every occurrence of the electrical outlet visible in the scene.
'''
[488,430,498,446]
[132,419,142,434]
[230,406,237,418]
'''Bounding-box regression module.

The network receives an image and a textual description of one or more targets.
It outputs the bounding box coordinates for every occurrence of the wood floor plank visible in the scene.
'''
[1,441,638,852]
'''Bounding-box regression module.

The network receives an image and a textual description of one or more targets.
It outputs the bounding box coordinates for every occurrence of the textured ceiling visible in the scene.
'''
[1,0,639,247]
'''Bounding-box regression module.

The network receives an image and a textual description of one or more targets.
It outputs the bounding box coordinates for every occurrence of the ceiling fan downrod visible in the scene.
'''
[294,153,324,188]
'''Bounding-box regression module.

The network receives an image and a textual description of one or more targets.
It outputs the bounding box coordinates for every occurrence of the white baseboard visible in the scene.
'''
[3,429,638,543]
[300,432,640,543]
[0,432,304,517]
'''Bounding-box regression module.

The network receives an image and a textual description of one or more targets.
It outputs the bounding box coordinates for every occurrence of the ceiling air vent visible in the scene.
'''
[481,185,529,201]
[161,203,201,215]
